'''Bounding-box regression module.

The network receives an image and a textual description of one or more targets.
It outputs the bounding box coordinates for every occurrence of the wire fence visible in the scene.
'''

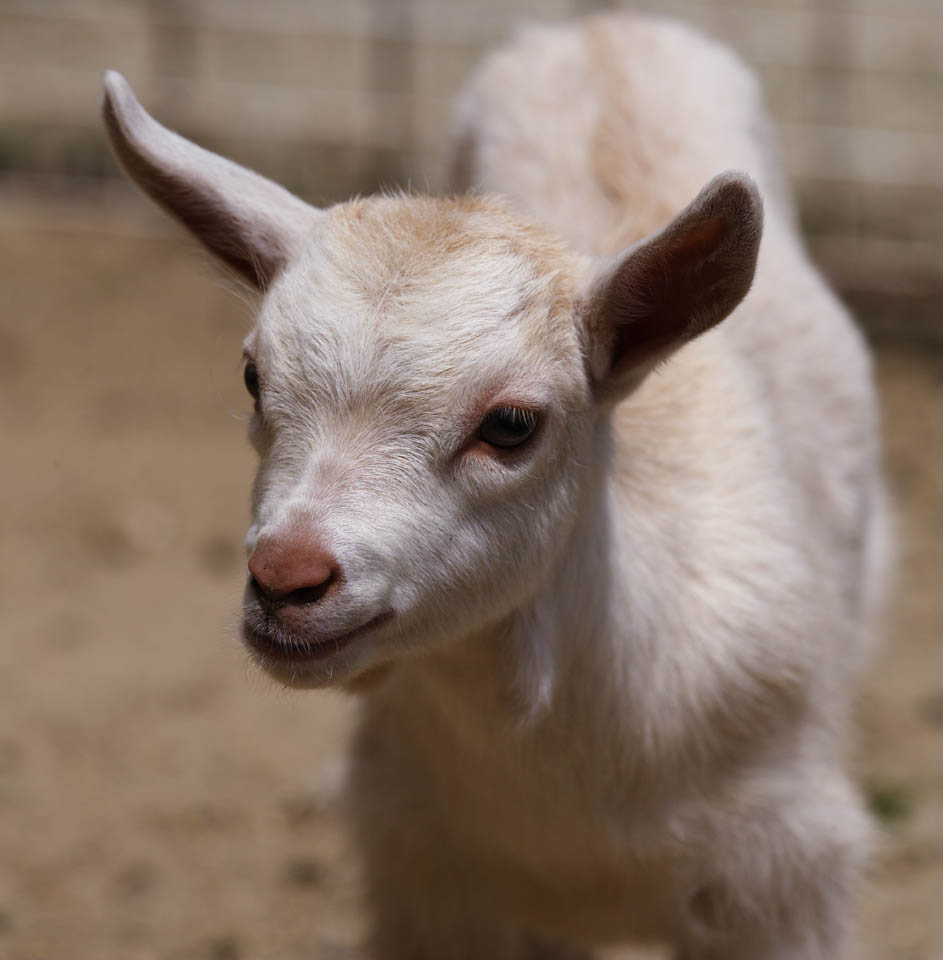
[2,0,941,341]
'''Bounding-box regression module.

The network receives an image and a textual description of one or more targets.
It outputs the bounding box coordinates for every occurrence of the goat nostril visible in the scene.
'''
[249,575,275,604]
[248,568,338,607]
[282,572,336,607]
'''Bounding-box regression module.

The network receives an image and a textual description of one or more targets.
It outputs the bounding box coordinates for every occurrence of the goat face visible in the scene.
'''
[239,196,593,686]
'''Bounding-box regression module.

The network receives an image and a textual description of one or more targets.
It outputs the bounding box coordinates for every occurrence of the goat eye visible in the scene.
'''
[478,406,539,449]
[244,361,260,403]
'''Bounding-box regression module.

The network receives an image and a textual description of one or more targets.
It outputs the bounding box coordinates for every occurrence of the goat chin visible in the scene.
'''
[103,12,889,958]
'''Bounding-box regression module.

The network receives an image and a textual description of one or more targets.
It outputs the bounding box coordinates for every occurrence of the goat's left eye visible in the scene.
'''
[478,406,539,449]
[244,361,260,404]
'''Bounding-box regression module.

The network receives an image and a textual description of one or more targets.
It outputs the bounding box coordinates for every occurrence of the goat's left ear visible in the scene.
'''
[579,172,763,404]
[102,71,319,291]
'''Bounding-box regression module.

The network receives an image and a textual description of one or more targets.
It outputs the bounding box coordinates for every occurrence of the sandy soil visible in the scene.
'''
[1,199,940,960]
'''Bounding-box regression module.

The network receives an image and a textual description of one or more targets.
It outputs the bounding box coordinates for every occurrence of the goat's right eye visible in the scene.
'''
[478,405,539,449]
[244,361,260,404]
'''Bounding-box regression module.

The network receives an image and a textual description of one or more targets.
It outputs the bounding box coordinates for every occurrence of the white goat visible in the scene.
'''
[103,13,888,959]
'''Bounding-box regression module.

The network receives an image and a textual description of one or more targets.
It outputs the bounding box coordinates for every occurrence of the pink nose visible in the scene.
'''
[248,536,340,605]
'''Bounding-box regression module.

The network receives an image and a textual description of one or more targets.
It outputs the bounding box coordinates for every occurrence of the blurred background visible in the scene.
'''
[0,1,940,958]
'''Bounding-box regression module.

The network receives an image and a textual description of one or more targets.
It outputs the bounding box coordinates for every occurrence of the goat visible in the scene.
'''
[102,12,889,959]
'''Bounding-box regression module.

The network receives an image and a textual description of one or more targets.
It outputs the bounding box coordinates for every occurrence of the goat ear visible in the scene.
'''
[102,71,319,290]
[580,172,763,404]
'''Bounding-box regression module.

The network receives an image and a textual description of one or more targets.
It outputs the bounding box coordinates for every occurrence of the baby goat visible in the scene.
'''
[103,13,888,959]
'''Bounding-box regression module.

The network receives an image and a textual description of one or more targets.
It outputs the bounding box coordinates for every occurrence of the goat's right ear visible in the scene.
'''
[578,172,763,406]
[101,71,319,291]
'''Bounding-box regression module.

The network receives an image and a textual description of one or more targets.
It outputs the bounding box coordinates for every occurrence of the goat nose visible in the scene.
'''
[247,538,340,606]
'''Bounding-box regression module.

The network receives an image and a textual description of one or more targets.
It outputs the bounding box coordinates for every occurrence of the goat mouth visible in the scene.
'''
[242,610,393,665]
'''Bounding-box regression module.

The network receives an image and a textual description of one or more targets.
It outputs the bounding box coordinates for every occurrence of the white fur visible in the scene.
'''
[102,13,889,959]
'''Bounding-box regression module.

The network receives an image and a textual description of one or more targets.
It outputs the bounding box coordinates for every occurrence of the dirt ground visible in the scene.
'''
[1,192,941,960]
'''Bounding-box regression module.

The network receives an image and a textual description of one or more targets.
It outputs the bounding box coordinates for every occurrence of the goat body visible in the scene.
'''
[103,14,888,959]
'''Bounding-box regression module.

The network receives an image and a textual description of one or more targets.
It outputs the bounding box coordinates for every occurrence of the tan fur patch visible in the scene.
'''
[330,193,578,334]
